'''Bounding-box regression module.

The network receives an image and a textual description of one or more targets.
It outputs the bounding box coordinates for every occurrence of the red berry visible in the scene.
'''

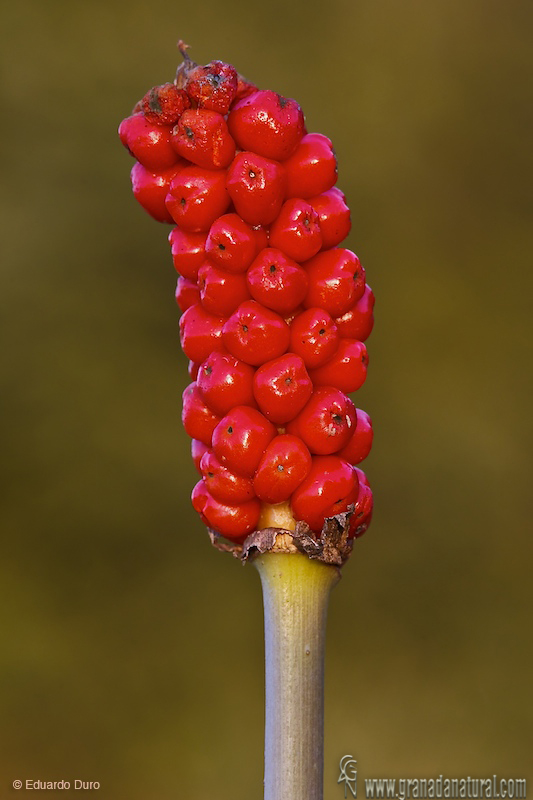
[286,387,357,455]
[200,449,256,504]
[290,455,359,533]
[349,468,373,538]
[197,350,255,416]
[253,353,313,424]
[304,248,366,317]
[197,261,251,317]
[171,109,236,170]
[246,248,308,315]
[234,73,258,102]
[191,480,260,543]
[175,276,200,312]
[269,199,322,262]
[309,187,351,250]
[205,213,258,273]
[212,406,276,477]
[222,300,290,366]
[309,339,368,393]
[185,61,238,114]
[165,165,230,231]
[119,114,179,171]
[188,361,200,380]
[334,284,375,341]
[141,83,191,126]
[283,133,337,198]
[191,438,209,473]
[179,303,225,363]
[226,151,287,226]
[251,225,269,253]
[289,307,339,369]
[182,383,221,445]
[228,89,305,161]
[337,409,373,465]
[253,434,312,504]
[168,227,207,280]
[130,162,183,223]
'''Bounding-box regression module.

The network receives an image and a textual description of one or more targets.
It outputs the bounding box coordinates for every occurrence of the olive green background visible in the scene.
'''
[1,0,532,798]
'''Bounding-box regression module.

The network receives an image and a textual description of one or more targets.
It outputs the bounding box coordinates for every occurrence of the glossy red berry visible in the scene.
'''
[309,187,351,250]
[168,227,207,280]
[283,133,337,198]
[141,83,191,126]
[222,300,290,366]
[175,276,200,312]
[337,409,373,465]
[212,406,276,477]
[246,248,308,315]
[197,261,250,317]
[197,350,255,416]
[185,60,238,114]
[269,199,322,262]
[288,307,339,369]
[171,109,236,170]
[286,387,357,455]
[119,114,179,171]
[309,339,369,393]
[200,449,256,504]
[165,165,230,231]
[334,284,375,341]
[253,435,312,504]
[182,383,221,445]
[304,248,366,317]
[179,303,225,363]
[130,162,183,223]
[253,353,313,424]
[349,468,373,538]
[290,455,359,533]
[191,480,260,542]
[191,439,209,473]
[205,213,258,273]
[228,89,305,161]
[226,151,287,226]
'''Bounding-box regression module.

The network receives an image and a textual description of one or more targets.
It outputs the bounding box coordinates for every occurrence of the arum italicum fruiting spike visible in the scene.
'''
[118,41,375,800]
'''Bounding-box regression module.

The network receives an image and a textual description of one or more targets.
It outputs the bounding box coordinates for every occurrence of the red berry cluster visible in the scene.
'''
[119,47,375,545]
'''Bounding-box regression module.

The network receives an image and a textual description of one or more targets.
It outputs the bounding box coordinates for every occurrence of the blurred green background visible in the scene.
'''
[1,0,532,797]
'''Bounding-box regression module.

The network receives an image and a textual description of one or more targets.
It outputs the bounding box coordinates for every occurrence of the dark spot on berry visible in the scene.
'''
[218,243,226,250]
[205,366,212,375]
[242,325,248,332]
[249,170,256,178]
[269,264,276,273]
[180,197,186,206]
[303,216,310,228]
[207,72,223,88]
[354,270,360,280]
[285,377,292,385]
[277,94,289,109]
[227,426,233,434]
[148,88,162,113]
[332,413,343,424]
[207,472,214,478]
[184,125,194,139]
[318,328,326,336]
[277,464,284,472]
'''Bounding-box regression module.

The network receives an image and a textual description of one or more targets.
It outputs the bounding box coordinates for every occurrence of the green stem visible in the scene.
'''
[254,552,340,800]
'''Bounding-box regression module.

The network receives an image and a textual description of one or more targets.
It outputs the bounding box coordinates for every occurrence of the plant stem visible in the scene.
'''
[254,551,340,800]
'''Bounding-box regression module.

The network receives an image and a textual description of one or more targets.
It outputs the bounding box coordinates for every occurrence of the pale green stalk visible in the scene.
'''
[254,551,340,800]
